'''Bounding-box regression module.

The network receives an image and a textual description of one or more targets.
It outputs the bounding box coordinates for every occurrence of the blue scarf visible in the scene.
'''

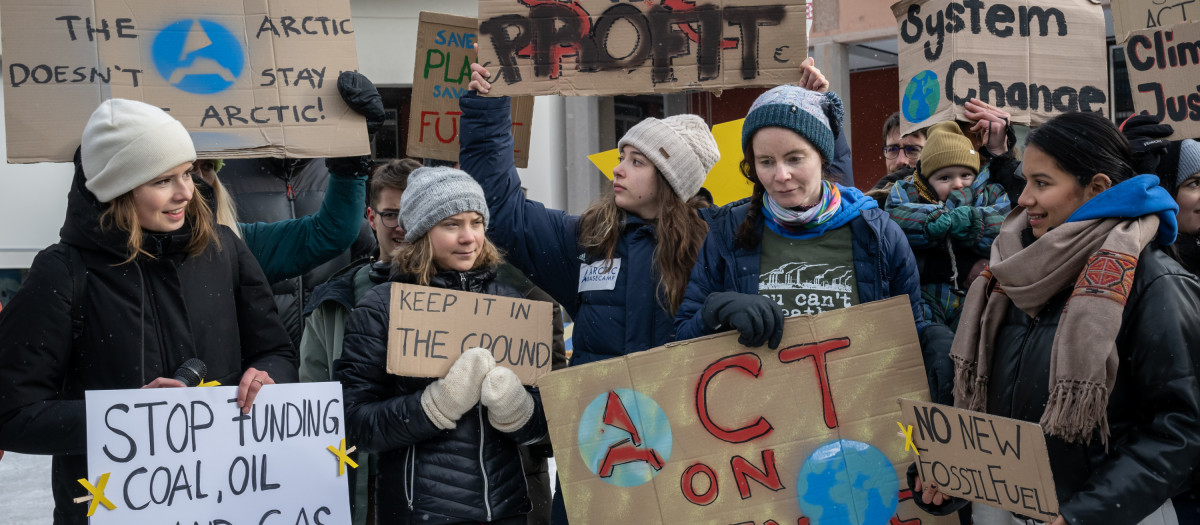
[763,183,878,240]
[1066,174,1179,245]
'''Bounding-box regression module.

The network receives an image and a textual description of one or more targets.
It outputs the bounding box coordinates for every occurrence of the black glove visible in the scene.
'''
[324,155,371,179]
[338,71,385,137]
[701,291,785,349]
[1121,114,1174,176]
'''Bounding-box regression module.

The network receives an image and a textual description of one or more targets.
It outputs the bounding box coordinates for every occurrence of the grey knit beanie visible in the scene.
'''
[400,167,489,242]
[742,85,843,165]
[1179,139,1200,188]
[617,114,719,200]
[82,99,196,203]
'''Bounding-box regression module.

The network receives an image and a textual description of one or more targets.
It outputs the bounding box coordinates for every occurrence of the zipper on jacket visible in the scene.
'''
[1009,313,1041,417]
[404,446,415,510]
[479,406,492,521]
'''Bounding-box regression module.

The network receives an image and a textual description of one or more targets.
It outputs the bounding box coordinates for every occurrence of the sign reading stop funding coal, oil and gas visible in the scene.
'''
[891,0,1109,135]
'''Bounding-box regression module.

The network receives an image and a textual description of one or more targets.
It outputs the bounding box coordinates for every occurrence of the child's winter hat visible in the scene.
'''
[913,121,980,202]
[617,115,720,200]
[742,85,843,164]
[81,99,196,203]
[400,167,489,243]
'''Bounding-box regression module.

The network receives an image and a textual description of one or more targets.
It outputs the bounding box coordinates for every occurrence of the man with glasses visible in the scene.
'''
[882,111,927,173]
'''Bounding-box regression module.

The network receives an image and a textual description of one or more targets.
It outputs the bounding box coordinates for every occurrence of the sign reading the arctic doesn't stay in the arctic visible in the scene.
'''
[475,0,808,97]
[85,383,350,525]
[891,0,1109,135]
[0,0,368,162]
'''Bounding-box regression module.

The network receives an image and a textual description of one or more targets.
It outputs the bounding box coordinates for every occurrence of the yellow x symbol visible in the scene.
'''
[77,473,117,516]
[897,421,920,456]
[327,438,359,476]
[199,380,221,387]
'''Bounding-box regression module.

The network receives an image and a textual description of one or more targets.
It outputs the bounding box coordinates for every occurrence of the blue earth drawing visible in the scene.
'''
[796,439,899,525]
[577,389,672,487]
[152,19,245,94]
[902,70,940,124]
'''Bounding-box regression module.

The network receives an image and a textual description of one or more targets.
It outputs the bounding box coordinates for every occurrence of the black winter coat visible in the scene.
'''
[336,268,548,525]
[986,245,1200,524]
[220,157,376,348]
[0,154,297,525]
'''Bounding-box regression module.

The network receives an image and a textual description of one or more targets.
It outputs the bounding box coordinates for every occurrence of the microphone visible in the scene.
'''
[172,358,208,387]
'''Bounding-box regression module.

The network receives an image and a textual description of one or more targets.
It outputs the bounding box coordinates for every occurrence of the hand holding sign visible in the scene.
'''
[797,57,829,94]
[963,98,1013,157]
[469,56,491,95]
[420,347,495,430]
[236,367,275,415]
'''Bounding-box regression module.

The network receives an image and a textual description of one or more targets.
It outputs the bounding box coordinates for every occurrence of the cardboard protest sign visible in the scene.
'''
[891,0,1109,136]
[386,283,553,385]
[407,12,535,168]
[84,383,350,525]
[589,118,752,206]
[898,399,1058,522]
[0,0,368,163]
[1112,0,1199,44]
[1124,20,1200,139]
[475,0,808,97]
[541,296,957,525]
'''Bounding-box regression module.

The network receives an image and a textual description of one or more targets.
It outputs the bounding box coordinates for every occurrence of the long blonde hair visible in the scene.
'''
[391,221,504,286]
[208,174,242,239]
[100,188,219,264]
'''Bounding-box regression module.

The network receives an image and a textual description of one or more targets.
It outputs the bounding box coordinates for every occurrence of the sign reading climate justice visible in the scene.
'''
[891,0,1109,135]
[84,383,351,525]
[541,297,957,525]
[475,0,808,97]
[1124,20,1200,139]
[0,0,368,163]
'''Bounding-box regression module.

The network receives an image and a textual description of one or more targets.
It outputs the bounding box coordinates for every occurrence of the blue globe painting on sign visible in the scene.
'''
[796,439,899,525]
[577,389,672,487]
[902,70,940,124]
[152,19,245,95]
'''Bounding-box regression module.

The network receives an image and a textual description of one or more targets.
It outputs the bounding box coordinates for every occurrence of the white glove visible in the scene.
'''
[420,347,495,430]
[480,366,534,432]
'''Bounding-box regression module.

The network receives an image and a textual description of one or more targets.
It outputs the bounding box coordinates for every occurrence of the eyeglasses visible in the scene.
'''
[882,145,923,160]
[373,208,401,229]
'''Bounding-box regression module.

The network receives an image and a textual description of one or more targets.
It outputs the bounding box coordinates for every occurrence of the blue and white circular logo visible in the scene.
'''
[152,19,245,95]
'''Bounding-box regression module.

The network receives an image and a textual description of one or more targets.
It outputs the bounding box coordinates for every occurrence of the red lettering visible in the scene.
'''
[680,463,718,506]
[778,338,851,429]
[798,519,810,525]
[602,391,642,446]
[696,353,773,443]
[891,489,922,525]
[418,111,437,142]
[597,438,664,477]
[730,449,785,499]
[434,111,462,144]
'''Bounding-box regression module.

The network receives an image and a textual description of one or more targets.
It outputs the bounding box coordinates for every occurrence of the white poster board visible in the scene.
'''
[85,383,351,525]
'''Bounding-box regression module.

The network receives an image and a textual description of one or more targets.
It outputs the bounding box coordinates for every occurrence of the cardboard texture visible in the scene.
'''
[898,399,1058,522]
[407,12,535,168]
[1124,20,1200,140]
[1111,0,1199,44]
[385,282,553,386]
[475,0,808,97]
[0,0,368,163]
[85,383,351,525]
[891,0,1109,136]
[541,296,957,525]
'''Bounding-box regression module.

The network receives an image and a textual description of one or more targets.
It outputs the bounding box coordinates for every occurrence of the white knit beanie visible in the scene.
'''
[617,114,719,200]
[81,99,197,203]
[1179,139,1200,188]
[400,167,490,243]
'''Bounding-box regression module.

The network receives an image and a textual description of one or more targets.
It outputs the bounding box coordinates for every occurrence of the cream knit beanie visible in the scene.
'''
[618,114,719,200]
[81,99,196,203]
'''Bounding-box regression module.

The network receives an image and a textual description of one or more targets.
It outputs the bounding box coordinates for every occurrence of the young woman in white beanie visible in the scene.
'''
[336,166,548,525]
[0,98,296,525]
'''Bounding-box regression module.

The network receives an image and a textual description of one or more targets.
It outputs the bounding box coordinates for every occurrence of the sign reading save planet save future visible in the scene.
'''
[891,0,1109,136]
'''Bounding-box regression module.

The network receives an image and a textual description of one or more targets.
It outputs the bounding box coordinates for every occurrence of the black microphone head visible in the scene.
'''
[173,358,208,387]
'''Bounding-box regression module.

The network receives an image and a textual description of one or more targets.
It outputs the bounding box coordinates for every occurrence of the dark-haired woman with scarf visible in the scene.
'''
[915,111,1200,525]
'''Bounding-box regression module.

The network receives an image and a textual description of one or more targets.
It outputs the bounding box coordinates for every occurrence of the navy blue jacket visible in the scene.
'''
[460,94,718,366]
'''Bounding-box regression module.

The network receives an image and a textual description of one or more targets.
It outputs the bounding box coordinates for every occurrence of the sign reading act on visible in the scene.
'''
[386,283,553,386]
[0,0,368,162]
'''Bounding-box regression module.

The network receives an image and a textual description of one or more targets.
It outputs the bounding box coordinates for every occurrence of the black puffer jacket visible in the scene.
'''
[0,153,297,525]
[985,244,1200,524]
[336,268,548,525]
[220,158,375,348]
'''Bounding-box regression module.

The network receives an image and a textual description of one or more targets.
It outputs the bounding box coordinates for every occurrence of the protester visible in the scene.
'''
[673,84,955,404]
[883,111,927,173]
[219,73,385,349]
[884,121,1011,329]
[1121,116,1200,275]
[915,111,1200,525]
[336,167,547,524]
[0,99,297,525]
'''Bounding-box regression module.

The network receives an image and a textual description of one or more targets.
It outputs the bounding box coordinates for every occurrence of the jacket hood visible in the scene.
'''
[1066,174,1179,245]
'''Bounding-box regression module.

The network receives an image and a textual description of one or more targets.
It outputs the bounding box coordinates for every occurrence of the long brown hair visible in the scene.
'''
[100,186,219,265]
[578,173,709,314]
[391,215,505,286]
